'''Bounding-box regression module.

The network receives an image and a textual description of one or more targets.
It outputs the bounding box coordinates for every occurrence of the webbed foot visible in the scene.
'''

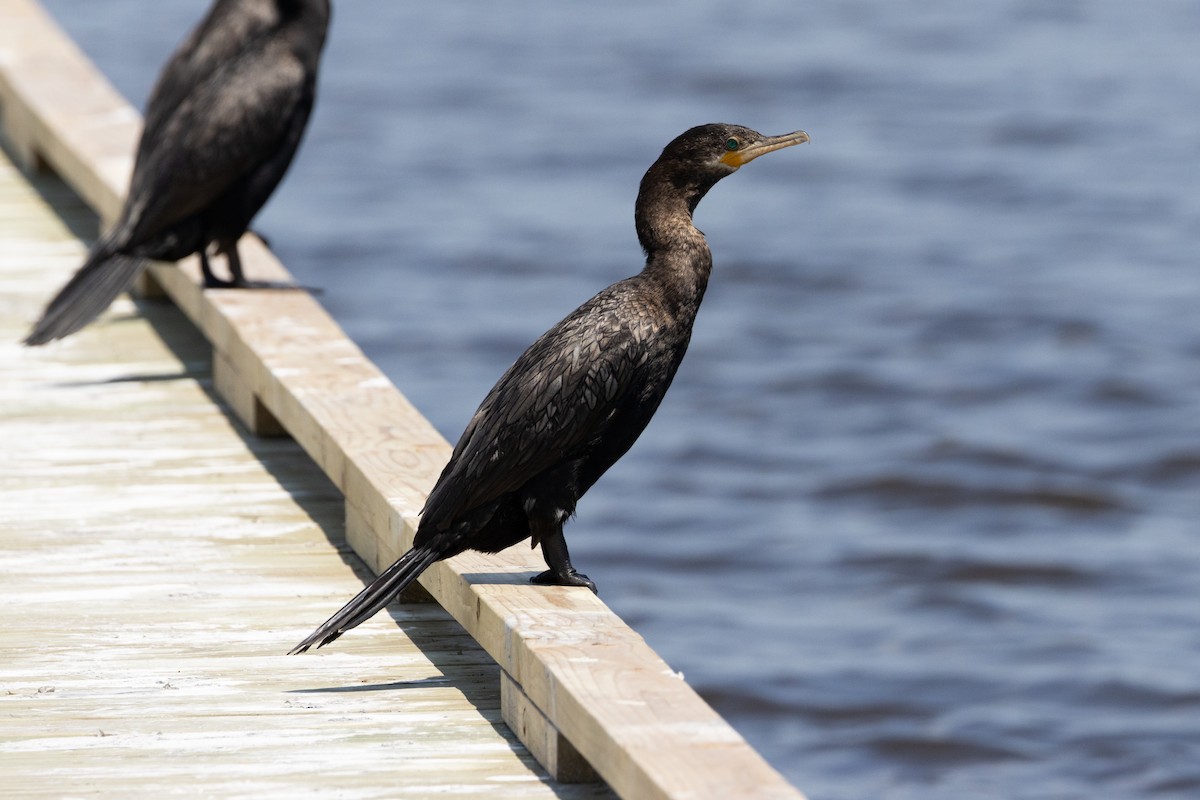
[531,569,597,593]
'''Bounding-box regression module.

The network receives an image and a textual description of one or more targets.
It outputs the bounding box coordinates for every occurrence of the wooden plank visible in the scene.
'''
[0,0,132,221]
[502,671,601,785]
[0,2,808,797]
[0,144,612,799]
[212,347,287,437]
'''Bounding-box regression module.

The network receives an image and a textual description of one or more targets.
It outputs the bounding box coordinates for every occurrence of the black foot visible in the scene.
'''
[531,569,597,593]
[203,273,238,289]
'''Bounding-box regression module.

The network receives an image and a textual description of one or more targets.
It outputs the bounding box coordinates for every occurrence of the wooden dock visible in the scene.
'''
[0,1,807,797]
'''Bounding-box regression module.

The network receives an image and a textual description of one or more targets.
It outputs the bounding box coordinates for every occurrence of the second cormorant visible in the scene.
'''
[23,0,331,346]
[291,123,808,654]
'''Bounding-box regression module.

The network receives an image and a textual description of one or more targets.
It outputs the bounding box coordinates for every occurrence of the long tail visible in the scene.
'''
[289,544,444,654]
[24,241,146,346]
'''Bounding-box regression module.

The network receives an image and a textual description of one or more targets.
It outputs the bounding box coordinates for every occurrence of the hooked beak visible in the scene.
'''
[720,129,810,168]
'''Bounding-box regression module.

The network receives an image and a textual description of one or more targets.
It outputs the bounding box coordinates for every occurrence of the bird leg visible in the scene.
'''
[225,241,249,286]
[198,247,235,288]
[199,239,321,293]
[199,243,256,288]
[530,517,597,593]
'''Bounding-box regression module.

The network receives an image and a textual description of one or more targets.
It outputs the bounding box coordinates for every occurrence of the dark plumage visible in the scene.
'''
[23,0,330,346]
[290,123,809,654]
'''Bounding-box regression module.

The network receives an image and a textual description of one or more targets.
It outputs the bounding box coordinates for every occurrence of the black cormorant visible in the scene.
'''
[290,123,809,654]
[23,0,331,346]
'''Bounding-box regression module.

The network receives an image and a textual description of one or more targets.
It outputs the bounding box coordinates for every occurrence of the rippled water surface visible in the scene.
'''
[39,1,1200,796]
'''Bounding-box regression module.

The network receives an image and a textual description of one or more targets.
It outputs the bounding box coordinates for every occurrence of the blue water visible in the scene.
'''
[40,1,1200,797]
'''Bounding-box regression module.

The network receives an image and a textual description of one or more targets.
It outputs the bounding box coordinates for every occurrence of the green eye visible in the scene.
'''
[725,138,740,151]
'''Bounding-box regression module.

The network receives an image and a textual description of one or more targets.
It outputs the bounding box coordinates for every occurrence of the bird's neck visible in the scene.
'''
[635,167,716,318]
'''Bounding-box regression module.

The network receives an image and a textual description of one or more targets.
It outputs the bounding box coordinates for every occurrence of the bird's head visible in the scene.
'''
[659,123,810,178]
[640,123,809,219]
[635,123,809,251]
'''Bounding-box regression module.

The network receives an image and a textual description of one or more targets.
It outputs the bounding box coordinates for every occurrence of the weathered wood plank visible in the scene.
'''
[0,2,807,797]
[502,672,601,785]
[0,0,133,218]
[213,347,287,437]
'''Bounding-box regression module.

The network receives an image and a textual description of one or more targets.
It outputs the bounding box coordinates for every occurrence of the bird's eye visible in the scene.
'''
[725,138,740,151]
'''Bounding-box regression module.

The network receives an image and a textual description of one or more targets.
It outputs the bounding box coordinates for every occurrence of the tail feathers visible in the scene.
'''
[24,244,146,346]
[289,544,444,654]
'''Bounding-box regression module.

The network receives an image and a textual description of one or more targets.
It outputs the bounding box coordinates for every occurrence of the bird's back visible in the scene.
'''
[138,0,281,158]
[115,0,328,255]
[417,274,693,545]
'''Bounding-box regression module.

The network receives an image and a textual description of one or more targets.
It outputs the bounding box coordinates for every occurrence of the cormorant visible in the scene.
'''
[23,0,331,346]
[290,123,809,654]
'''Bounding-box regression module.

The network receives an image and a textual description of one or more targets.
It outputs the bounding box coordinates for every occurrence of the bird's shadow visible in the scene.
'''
[290,675,456,694]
